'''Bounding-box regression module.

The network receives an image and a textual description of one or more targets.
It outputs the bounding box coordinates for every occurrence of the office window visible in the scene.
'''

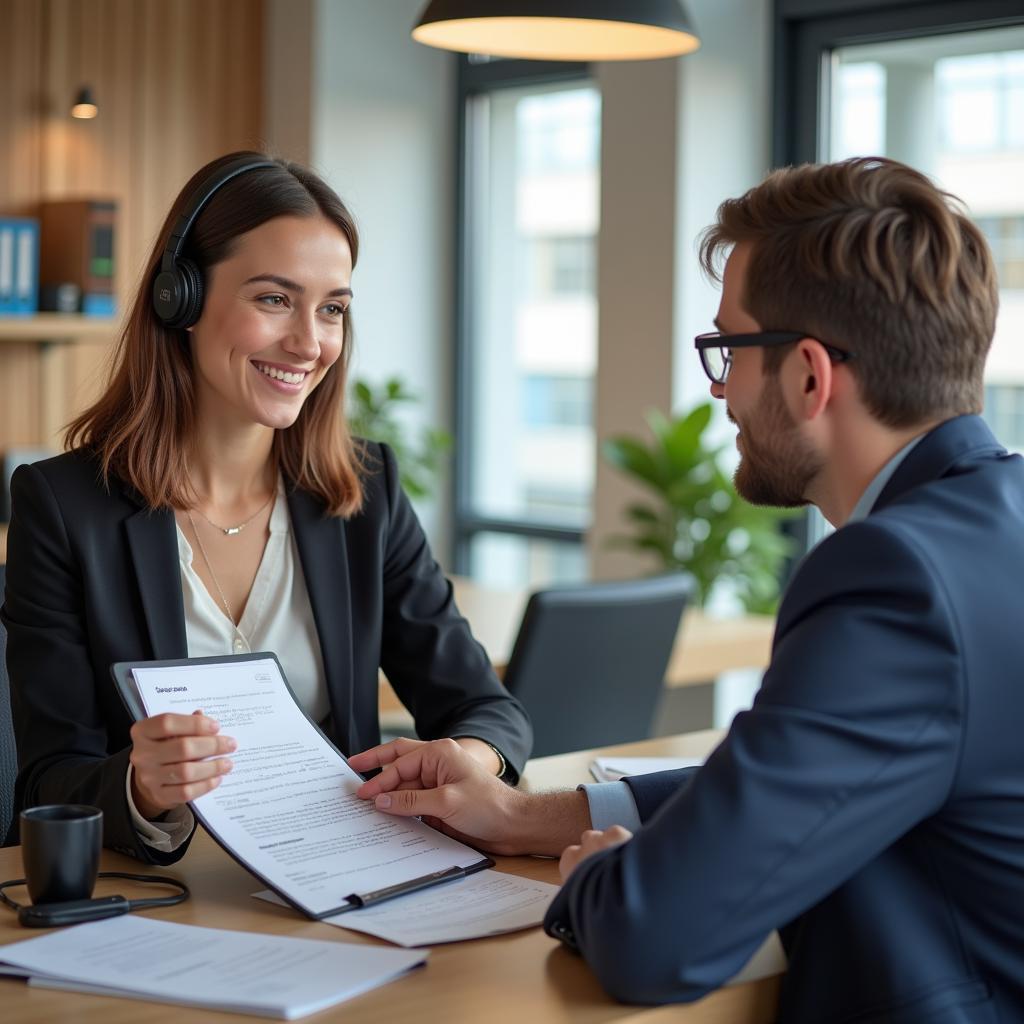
[455,66,599,585]
[975,216,1024,289]
[831,62,885,160]
[529,236,594,297]
[937,51,1024,152]
[522,374,590,428]
[985,385,1024,452]
[468,532,588,590]
[827,29,1024,466]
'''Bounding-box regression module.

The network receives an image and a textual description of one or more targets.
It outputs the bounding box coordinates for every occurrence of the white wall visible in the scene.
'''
[264,0,456,561]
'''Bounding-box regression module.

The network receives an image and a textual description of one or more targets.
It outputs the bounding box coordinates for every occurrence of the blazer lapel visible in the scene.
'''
[124,505,188,660]
[287,486,357,751]
[873,415,1006,514]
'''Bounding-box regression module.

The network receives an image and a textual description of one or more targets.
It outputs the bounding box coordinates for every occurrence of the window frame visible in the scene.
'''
[452,55,595,576]
[773,0,1024,167]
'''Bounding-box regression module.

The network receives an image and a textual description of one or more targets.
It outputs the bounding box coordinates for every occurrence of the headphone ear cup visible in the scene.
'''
[174,258,205,330]
[152,268,184,326]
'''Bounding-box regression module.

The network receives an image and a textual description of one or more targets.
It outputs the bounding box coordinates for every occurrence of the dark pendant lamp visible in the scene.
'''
[70,85,98,119]
[412,1,700,61]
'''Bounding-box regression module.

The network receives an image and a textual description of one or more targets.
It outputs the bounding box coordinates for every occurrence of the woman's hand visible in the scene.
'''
[129,710,236,820]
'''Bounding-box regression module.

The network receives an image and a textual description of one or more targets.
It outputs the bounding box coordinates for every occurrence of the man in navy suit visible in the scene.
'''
[351,157,1023,1022]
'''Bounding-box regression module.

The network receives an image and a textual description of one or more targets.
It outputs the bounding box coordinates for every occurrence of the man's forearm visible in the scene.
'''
[504,788,593,857]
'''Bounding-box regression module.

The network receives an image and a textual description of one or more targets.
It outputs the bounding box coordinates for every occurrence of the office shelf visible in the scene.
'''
[0,314,118,343]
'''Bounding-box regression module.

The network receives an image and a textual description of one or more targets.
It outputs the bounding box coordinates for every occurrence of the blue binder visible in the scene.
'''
[0,218,40,315]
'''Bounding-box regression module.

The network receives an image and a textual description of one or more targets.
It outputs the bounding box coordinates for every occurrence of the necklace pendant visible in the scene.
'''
[224,526,242,536]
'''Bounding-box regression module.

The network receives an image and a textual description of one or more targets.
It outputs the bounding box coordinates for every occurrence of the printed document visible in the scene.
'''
[255,870,560,946]
[124,656,489,918]
[0,915,426,1020]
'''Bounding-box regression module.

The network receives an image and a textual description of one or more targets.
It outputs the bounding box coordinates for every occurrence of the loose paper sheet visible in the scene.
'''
[130,657,486,917]
[0,915,427,1020]
[255,868,560,946]
[589,756,704,783]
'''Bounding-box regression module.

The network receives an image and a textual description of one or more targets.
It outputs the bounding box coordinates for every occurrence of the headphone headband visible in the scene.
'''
[160,156,277,272]
[153,155,276,329]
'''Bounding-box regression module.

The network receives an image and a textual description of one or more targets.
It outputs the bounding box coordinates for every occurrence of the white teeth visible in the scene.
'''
[255,362,306,385]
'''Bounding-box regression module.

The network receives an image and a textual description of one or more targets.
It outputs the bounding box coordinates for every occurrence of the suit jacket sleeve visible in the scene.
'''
[1,463,188,863]
[542,519,963,1004]
[373,444,533,780]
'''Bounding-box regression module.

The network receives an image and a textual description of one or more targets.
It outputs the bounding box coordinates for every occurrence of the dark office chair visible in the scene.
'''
[0,563,16,845]
[503,574,693,758]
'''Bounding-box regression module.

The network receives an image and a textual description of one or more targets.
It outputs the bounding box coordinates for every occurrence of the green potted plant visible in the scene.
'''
[602,402,794,614]
[347,376,451,501]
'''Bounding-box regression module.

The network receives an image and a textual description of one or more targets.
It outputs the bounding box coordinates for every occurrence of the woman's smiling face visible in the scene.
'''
[188,213,354,431]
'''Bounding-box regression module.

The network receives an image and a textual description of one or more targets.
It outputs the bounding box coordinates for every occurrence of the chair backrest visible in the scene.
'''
[503,574,693,758]
[0,562,16,845]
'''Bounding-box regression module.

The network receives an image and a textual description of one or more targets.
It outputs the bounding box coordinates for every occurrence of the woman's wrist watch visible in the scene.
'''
[485,742,508,780]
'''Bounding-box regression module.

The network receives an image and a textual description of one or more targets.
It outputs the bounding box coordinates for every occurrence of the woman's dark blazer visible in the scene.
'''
[1,442,532,861]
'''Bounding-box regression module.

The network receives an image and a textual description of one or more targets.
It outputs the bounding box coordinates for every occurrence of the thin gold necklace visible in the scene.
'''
[187,510,239,626]
[194,492,273,536]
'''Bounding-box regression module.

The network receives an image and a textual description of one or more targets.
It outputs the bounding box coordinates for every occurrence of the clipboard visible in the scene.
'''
[111,653,494,918]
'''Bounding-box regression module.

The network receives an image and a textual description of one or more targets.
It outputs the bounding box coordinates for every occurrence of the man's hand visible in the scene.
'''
[559,826,633,882]
[350,737,592,857]
[350,738,524,854]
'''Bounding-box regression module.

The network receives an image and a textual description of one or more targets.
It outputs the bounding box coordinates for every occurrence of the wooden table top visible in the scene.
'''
[0,733,780,1024]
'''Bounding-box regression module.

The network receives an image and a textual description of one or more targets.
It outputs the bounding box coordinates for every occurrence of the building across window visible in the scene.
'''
[975,216,1024,289]
[455,70,599,588]
[985,385,1024,453]
[522,374,591,428]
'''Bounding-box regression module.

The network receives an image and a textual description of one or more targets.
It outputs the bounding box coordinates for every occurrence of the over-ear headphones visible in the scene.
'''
[152,155,276,330]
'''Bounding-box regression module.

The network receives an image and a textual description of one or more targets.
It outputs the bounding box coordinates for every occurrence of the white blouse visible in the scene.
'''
[129,479,330,851]
[176,478,329,722]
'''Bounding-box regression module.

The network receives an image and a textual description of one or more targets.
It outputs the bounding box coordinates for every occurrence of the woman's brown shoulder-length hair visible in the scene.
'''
[66,150,365,516]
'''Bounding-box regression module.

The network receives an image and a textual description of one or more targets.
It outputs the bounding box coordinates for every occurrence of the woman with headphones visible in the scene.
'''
[1,152,531,861]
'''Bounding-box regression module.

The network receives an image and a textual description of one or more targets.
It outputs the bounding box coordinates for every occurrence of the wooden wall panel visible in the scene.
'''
[0,0,45,215]
[0,0,265,449]
[0,344,43,446]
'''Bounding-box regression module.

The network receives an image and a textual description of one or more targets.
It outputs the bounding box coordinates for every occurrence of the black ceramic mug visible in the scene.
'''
[20,805,103,904]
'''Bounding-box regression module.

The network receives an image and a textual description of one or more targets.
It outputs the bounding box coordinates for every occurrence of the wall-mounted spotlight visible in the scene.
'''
[71,86,98,119]
[412,0,700,62]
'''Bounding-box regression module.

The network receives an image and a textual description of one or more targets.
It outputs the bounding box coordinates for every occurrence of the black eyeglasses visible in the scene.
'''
[694,330,855,385]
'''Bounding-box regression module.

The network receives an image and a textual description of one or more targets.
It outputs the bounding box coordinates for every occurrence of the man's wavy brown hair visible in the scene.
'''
[699,157,999,428]
[66,150,365,516]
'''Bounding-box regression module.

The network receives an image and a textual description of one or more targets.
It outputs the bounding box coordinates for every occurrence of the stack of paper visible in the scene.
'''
[0,915,426,1020]
[589,756,704,783]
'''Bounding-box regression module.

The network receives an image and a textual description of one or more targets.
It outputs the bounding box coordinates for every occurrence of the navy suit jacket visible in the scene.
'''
[1,442,531,860]
[545,415,1024,1023]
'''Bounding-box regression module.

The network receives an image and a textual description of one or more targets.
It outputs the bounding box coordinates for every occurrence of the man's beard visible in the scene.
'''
[730,376,822,508]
